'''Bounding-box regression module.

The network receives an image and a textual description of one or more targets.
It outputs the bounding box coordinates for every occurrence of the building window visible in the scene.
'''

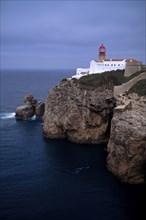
[118,64,120,66]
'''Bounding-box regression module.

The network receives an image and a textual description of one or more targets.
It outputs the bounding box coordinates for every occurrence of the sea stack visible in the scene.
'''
[15,94,45,120]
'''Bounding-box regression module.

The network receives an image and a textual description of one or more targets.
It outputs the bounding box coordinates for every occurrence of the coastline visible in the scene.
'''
[42,70,146,184]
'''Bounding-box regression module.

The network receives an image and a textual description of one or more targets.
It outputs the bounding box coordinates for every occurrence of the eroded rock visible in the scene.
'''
[43,79,116,144]
[15,94,45,120]
[107,93,146,184]
[35,101,45,117]
[15,105,34,120]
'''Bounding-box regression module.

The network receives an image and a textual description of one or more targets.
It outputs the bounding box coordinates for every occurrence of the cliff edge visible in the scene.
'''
[43,78,116,144]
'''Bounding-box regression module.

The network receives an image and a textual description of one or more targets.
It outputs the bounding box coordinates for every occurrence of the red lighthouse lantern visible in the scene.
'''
[99,44,106,61]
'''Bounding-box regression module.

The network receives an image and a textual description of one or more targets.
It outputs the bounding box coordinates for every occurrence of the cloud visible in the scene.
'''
[1,0,145,69]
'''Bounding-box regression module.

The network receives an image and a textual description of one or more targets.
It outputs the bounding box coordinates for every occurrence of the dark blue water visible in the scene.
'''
[0,70,145,220]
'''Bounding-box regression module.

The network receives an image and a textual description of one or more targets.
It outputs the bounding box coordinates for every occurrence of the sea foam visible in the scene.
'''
[0,112,16,119]
[0,113,38,120]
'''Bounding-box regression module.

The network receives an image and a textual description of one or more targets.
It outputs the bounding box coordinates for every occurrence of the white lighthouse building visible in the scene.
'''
[72,44,142,79]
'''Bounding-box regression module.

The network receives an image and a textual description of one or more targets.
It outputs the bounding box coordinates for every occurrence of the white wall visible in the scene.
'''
[89,60,126,74]
[74,60,126,79]
[76,68,90,75]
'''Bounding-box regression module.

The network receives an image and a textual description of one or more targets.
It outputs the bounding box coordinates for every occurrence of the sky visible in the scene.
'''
[0,0,146,70]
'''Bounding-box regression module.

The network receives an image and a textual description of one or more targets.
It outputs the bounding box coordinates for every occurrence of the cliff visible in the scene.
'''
[43,72,146,184]
[43,78,116,144]
[107,92,146,184]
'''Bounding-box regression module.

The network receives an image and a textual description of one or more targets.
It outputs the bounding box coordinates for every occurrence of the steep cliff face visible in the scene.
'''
[43,75,146,184]
[43,79,116,144]
[107,93,146,184]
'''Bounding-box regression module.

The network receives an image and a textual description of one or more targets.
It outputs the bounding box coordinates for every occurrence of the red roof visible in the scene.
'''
[95,59,139,63]
[99,44,106,49]
[125,59,140,63]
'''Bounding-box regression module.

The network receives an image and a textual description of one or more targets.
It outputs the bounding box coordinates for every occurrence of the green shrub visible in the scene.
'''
[78,70,125,87]
[78,70,144,88]
[61,78,67,82]
[124,70,144,82]
[128,79,146,96]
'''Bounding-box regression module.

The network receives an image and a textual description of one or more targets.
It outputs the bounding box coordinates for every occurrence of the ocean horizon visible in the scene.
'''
[0,69,145,220]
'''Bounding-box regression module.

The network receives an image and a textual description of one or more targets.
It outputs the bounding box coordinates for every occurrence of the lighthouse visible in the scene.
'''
[99,44,106,61]
[72,43,142,79]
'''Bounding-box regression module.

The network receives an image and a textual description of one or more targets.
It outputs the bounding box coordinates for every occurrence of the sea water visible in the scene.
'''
[0,69,145,220]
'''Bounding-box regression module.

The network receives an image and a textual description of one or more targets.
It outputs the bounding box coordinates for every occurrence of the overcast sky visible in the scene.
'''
[1,0,145,70]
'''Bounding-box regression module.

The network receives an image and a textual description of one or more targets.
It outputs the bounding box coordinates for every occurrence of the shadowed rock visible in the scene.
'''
[35,101,45,117]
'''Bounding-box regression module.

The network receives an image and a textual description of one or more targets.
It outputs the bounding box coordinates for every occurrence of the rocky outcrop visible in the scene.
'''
[43,79,116,144]
[107,93,146,184]
[15,105,35,120]
[15,94,45,120]
[41,71,146,184]
[35,101,45,117]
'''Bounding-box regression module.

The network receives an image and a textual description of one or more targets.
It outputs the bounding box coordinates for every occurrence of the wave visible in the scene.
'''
[0,113,40,121]
[31,115,36,120]
[0,112,16,119]
[0,113,38,120]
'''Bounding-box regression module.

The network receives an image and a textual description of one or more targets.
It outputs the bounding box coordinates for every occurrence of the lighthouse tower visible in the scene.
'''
[99,44,106,61]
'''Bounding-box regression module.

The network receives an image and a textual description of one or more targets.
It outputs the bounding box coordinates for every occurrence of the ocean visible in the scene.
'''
[0,69,145,220]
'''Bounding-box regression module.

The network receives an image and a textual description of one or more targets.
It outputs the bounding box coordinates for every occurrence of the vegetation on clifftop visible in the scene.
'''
[78,70,125,87]
[128,79,146,96]
[78,69,144,88]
